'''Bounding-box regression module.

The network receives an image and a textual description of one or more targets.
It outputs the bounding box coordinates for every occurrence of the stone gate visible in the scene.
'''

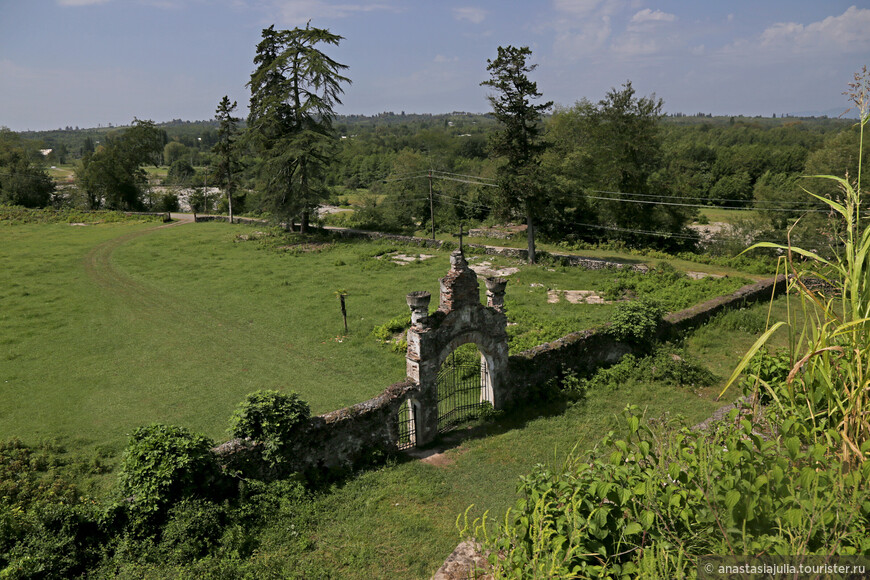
[403,248,509,446]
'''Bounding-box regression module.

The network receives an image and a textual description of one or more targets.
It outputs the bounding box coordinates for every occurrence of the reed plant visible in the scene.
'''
[721,67,870,463]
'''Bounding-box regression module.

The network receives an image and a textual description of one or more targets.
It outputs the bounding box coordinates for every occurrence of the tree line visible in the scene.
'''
[2,26,864,258]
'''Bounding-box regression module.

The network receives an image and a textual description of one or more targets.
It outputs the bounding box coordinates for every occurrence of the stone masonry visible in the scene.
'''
[405,249,509,446]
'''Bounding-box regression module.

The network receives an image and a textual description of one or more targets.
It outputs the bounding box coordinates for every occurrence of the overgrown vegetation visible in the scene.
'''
[721,67,870,464]
[459,68,870,577]
[0,204,163,225]
[461,407,870,578]
[229,390,311,466]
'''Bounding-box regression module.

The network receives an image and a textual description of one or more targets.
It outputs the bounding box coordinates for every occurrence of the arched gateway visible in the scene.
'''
[400,248,509,447]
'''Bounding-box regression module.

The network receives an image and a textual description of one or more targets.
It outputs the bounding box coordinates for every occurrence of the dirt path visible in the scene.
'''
[83,216,193,309]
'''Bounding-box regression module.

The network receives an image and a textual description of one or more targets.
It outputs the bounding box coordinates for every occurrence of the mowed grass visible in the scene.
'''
[1,221,642,463]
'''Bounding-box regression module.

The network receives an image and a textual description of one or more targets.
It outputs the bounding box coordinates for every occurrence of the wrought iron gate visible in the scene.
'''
[437,354,487,433]
[397,399,416,450]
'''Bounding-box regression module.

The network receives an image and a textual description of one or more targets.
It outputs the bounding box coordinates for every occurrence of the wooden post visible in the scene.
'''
[339,294,348,333]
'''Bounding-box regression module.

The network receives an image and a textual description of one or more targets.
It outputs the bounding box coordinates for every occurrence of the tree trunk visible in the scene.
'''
[525,202,536,264]
[227,192,233,224]
[300,210,309,234]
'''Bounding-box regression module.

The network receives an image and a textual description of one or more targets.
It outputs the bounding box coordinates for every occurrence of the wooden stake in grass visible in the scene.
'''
[335,289,348,334]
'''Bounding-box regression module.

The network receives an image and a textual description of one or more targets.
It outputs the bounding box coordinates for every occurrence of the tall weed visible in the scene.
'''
[720,68,870,463]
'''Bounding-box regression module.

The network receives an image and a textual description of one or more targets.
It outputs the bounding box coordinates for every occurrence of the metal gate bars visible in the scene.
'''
[397,399,416,450]
[436,355,488,433]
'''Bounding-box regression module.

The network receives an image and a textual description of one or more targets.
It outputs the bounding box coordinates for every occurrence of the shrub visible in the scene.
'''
[461,407,870,578]
[739,347,792,403]
[153,191,180,212]
[158,499,226,563]
[1,502,105,579]
[371,313,411,342]
[579,348,715,393]
[606,299,664,345]
[116,424,222,520]
[229,390,311,466]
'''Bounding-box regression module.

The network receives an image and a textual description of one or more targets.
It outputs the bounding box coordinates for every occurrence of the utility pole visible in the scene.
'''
[428,168,436,241]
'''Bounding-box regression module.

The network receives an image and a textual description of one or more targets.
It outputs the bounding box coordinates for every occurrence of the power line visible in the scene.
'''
[580,193,829,213]
[584,187,823,207]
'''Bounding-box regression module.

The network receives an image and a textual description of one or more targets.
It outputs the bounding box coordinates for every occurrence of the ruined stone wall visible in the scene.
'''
[326,227,647,271]
[193,215,268,225]
[213,380,419,480]
[214,275,788,478]
[506,275,788,402]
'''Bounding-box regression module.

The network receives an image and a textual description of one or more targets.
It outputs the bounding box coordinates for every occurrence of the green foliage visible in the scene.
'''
[165,159,195,185]
[247,25,350,229]
[157,499,227,564]
[229,390,311,466]
[1,502,105,579]
[371,313,411,352]
[0,129,54,208]
[213,96,242,222]
[707,306,768,334]
[116,424,222,520]
[481,44,552,263]
[152,191,180,212]
[739,347,793,403]
[721,68,870,463]
[0,439,78,511]
[462,407,870,578]
[0,204,162,225]
[603,262,749,312]
[579,348,715,393]
[607,299,664,344]
[76,119,165,210]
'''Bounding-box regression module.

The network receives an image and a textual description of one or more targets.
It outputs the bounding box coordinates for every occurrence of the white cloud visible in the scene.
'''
[453,7,486,24]
[274,0,397,26]
[630,8,675,25]
[57,0,111,5]
[434,55,459,63]
[724,6,870,59]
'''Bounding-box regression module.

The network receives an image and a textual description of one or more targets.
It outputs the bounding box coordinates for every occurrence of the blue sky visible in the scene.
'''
[1,0,868,131]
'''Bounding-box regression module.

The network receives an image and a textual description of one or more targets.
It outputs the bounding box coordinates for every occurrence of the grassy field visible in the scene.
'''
[2,213,798,576]
[4,219,746,461]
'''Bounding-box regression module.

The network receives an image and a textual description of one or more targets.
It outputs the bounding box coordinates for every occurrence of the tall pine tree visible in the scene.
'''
[247,24,350,231]
[213,96,241,223]
[481,45,552,263]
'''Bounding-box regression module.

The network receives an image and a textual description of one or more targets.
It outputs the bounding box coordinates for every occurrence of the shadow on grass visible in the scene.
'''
[398,398,573,464]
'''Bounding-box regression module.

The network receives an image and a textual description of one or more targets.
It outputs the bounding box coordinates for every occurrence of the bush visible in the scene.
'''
[229,390,311,466]
[606,299,664,345]
[116,424,222,521]
[158,499,226,563]
[153,191,180,212]
[462,407,870,578]
[1,502,104,579]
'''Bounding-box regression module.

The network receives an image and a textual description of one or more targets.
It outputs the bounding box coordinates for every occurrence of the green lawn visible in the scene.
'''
[0,219,755,462]
[1,216,795,577]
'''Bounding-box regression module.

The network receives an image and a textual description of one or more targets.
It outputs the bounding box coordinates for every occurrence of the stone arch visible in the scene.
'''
[404,249,509,446]
[434,331,500,407]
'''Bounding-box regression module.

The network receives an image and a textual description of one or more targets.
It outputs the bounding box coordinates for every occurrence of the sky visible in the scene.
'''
[1,0,868,131]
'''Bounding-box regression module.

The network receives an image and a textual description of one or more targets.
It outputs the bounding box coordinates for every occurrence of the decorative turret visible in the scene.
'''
[406,291,431,325]
[439,249,479,311]
[485,277,508,313]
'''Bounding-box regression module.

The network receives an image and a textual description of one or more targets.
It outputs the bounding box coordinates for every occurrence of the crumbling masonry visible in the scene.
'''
[404,249,509,446]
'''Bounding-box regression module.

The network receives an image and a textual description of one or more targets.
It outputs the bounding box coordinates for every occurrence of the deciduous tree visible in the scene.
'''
[0,129,54,207]
[76,119,165,210]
